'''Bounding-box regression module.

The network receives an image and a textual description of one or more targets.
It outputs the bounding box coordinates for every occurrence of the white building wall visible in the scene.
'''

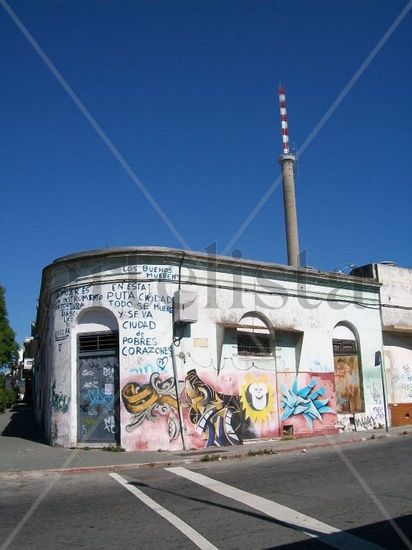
[377,264,412,328]
[374,264,412,425]
[34,250,385,450]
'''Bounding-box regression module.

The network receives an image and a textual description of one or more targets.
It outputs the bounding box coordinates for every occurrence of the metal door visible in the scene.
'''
[333,339,363,413]
[77,333,119,444]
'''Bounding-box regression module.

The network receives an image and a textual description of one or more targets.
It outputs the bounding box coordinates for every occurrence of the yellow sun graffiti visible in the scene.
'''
[240,373,275,424]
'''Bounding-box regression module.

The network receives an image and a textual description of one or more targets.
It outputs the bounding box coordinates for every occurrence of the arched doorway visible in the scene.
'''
[76,308,120,444]
[332,323,363,414]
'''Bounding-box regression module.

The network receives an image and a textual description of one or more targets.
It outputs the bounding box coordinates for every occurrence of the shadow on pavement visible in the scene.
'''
[1,403,46,444]
[129,480,412,550]
[264,514,412,549]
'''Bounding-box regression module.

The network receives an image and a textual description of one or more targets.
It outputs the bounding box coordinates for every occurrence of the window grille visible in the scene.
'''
[78,333,118,353]
[237,331,272,356]
[333,339,358,355]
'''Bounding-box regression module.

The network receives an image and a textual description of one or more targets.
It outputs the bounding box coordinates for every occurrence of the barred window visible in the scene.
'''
[78,333,118,354]
[236,314,273,356]
[237,331,272,356]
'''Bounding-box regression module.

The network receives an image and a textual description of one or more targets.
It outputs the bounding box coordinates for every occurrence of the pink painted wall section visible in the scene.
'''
[179,369,337,449]
[180,368,281,450]
[120,372,183,451]
[278,372,338,436]
[180,369,243,449]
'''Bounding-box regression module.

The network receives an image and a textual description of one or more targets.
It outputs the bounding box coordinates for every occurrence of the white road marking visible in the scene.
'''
[166,467,384,550]
[109,472,219,550]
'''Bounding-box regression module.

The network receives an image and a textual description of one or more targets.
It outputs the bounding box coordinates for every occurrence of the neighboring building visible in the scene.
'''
[12,329,36,401]
[10,349,24,399]
[352,263,412,427]
[32,247,385,451]
[22,330,36,402]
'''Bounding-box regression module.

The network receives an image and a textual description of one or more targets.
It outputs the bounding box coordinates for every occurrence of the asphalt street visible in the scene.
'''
[0,436,411,550]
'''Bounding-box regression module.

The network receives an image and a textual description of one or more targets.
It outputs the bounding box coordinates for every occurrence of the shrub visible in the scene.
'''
[0,385,17,413]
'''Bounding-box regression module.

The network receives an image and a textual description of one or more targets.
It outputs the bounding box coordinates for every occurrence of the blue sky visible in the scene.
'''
[1,0,411,343]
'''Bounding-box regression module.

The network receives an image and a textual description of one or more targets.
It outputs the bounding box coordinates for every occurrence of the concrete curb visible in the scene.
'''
[0,432,399,480]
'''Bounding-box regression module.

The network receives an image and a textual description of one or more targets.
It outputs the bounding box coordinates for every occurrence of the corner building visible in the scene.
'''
[33,247,385,451]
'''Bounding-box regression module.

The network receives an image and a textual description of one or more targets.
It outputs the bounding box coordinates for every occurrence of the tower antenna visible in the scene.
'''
[278,85,290,155]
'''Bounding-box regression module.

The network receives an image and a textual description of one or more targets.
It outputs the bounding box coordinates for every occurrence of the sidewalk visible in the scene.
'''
[1,403,410,478]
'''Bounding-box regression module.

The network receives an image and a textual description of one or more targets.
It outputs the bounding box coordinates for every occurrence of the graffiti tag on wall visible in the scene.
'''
[80,388,114,411]
[391,369,412,399]
[51,382,70,413]
[280,378,333,429]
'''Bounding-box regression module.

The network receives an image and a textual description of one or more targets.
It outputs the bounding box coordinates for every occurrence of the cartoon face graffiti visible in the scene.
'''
[240,374,274,424]
[246,383,268,411]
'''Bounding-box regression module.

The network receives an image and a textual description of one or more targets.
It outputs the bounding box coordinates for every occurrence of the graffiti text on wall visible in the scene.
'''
[107,282,173,312]
[55,328,70,341]
[110,282,173,359]
[280,378,333,429]
[55,286,103,324]
[184,369,242,447]
[120,264,178,280]
[121,335,171,357]
[128,356,169,375]
[122,373,180,442]
[392,368,412,398]
[368,382,383,404]
[51,382,70,413]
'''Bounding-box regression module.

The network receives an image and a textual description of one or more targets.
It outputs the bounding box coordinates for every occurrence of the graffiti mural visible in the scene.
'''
[280,377,333,429]
[51,382,70,413]
[122,373,180,442]
[184,369,242,447]
[240,373,274,424]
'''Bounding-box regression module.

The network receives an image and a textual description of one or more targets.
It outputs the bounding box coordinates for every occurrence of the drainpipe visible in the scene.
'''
[171,252,187,450]
[374,263,389,432]
[375,350,389,433]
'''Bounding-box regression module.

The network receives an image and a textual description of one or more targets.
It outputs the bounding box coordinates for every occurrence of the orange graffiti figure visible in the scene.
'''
[122,373,179,441]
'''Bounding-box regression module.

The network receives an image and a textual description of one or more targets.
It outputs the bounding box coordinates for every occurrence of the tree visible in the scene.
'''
[0,286,19,370]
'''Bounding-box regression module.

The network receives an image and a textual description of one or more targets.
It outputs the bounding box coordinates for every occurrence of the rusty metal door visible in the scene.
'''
[333,339,363,413]
[77,333,119,444]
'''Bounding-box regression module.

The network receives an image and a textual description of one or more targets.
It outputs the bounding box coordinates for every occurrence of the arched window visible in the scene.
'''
[77,307,118,334]
[332,323,363,413]
[237,313,273,357]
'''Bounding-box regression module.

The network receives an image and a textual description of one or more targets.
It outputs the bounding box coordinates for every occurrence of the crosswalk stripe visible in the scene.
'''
[109,472,219,550]
[166,467,384,550]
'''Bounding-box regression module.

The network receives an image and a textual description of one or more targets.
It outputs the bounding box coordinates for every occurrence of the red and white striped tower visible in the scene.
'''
[278,85,300,268]
[278,86,290,154]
